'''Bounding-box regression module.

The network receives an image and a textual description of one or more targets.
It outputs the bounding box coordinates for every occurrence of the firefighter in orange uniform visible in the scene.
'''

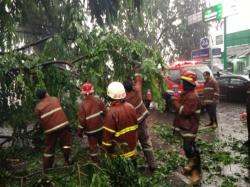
[35,89,72,170]
[102,82,138,163]
[123,69,157,172]
[245,81,250,146]
[77,82,106,162]
[166,71,202,185]
[203,71,220,128]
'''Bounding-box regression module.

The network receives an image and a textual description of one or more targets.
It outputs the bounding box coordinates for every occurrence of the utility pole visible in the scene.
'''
[223,17,227,70]
[209,35,213,71]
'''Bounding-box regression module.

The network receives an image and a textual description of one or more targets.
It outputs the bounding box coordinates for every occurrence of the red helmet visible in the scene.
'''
[181,71,197,85]
[81,82,94,95]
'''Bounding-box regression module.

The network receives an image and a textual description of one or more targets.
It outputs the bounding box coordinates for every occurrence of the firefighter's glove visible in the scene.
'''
[163,92,173,101]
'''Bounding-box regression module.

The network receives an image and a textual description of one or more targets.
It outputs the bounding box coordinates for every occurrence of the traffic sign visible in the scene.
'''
[200,37,209,49]
[212,48,221,57]
[188,11,202,25]
[216,35,223,45]
[191,48,210,59]
[203,3,223,22]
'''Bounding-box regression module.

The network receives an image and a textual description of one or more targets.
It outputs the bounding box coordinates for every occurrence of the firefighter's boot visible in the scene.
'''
[191,169,201,185]
[191,155,202,185]
[62,146,72,165]
[90,153,99,163]
[43,155,54,170]
[205,120,213,127]
[183,158,195,174]
[212,117,218,128]
[144,151,157,172]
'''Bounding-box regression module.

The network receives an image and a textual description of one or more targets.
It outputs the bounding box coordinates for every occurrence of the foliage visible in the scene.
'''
[221,176,238,187]
[110,0,208,61]
[100,156,143,187]
[154,123,181,145]
[0,149,11,182]
[197,140,235,171]
[0,0,143,52]
[1,143,145,187]
[89,0,142,26]
[172,0,208,59]
[0,30,166,147]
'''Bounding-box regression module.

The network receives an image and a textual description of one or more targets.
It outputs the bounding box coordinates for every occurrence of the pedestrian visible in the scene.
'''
[203,71,220,128]
[145,89,152,109]
[35,89,72,170]
[123,67,157,172]
[102,82,138,164]
[77,82,106,162]
[166,71,202,185]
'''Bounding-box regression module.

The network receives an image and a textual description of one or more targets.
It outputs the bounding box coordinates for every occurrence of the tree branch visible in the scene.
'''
[0,36,52,55]
[156,27,168,45]
[34,60,74,68]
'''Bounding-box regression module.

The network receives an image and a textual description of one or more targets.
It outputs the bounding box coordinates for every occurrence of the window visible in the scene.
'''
[218,78,229,85]
[183,64,212,81]
[168,69,181,84]
[230,78,246,85]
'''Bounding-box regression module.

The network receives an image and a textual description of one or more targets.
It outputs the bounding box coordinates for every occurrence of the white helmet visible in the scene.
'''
[107,82,126,100]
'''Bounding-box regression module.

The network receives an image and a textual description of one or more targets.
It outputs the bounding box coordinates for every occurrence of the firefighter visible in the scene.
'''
[77,82,106,162]
[102,82,138,163]
[123,68,157,172]
[166,71,202,185]
[245,80,250,146]
[35,89,72,170]
[203,71,220,128]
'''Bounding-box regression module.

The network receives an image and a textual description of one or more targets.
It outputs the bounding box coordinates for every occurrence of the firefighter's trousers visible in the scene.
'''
[138,119,156,169]
[205,103,217,125]
[87,131,102,162]
[43,126,72,170]
[183,139,201,173]
[247,103,250,141]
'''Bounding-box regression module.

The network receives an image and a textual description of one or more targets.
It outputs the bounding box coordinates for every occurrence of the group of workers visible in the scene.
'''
[35,66,220,185]
[35,67,156,171]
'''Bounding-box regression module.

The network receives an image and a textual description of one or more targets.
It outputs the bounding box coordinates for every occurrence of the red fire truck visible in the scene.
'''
[164,60,213,112]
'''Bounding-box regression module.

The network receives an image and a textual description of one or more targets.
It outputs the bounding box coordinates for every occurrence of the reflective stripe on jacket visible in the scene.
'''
[102,101,138,158]
[125,74,149,123]
[78,95,105,135]
[35,96,69,134]
[172,90,201,139]
[203,78,219,104]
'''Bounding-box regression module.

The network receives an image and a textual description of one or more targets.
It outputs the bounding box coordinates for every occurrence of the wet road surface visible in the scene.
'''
[147,101,249,187]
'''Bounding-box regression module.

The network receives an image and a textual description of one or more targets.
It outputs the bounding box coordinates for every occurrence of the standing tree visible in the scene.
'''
[171,0,208,60]
[107,0,208,61]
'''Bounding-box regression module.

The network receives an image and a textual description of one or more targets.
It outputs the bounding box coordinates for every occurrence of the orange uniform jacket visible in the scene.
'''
[78,95,105,135]
[125,74,149,123]
[35,96,69,134]
[203,78,219,104]
[172,90,201,139]
[102,101,138,158]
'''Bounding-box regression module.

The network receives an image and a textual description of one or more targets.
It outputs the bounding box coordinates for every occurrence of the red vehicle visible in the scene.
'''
[164,60,213,111]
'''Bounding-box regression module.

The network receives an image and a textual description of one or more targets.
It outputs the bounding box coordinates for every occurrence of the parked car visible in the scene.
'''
[163,60,213,112]
[216,74,250,102]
